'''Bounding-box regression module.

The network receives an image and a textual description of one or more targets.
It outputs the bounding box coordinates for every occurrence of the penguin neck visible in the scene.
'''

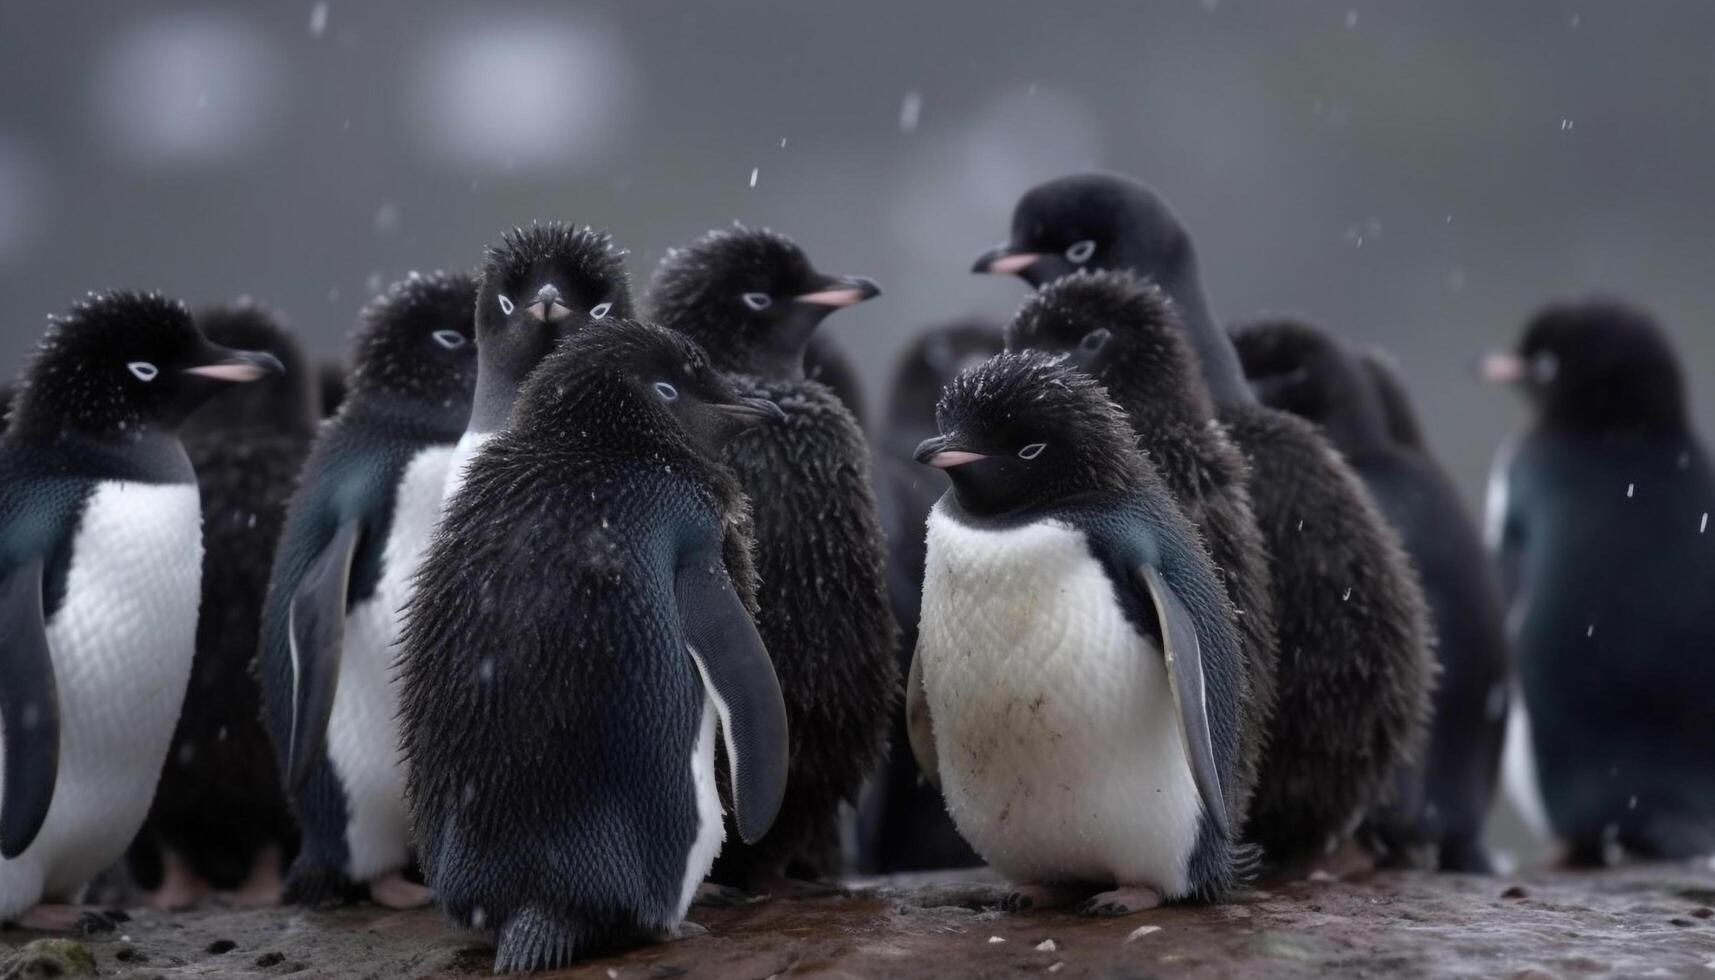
[467,359,527,435]
[714,339,806,385]
[7,422,192,483]
[1153,263,1255,411]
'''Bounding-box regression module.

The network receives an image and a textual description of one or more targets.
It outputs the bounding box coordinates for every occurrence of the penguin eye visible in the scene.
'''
[741,292,773,311]
[1530,352,1559,383]
[1079,328,1111,353]
[497,295,515,316]
[432,330,466,350]
[1065,240,1097,264]
[127,361,159,382]
[1018,442,1047,460]
[653,381,679,402]
[590,301,613,320]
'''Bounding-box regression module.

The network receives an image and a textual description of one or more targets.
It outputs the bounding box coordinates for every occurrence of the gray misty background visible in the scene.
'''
[3,0,1713,862]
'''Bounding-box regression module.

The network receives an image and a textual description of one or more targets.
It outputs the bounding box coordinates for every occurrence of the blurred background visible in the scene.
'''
[3,0,1713,858]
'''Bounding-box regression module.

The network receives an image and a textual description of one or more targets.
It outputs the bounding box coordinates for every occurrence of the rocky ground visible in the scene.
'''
[4,863,1714,979]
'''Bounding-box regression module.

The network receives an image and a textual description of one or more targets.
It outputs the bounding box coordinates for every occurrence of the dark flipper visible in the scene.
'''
[0,557,57,858]
[905,649,940,789]
[1136,562,1230,840]
[286,521,361,790]
[675,555,789,846]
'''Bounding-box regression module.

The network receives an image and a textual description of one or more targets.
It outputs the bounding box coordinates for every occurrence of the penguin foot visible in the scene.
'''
[664,920,709,942]
[1076,886,1162,918]
[370,871,434,910]
[149,847,214,910]
[692,883,754,909]
[12,905,116,935]
[998,884,1086,913]
[224,844,285,908]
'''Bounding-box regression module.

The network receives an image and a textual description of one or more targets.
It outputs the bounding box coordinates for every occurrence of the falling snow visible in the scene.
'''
[899,91,923,134]
[748,167,758,188]
[309,2,329,37]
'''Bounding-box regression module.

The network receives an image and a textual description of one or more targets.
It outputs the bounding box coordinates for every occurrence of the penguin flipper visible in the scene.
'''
[0,557,57,858]
[286,520,361,790]
[905,649,940,789]
[675,554,789,846]
[1135,561,1230,840]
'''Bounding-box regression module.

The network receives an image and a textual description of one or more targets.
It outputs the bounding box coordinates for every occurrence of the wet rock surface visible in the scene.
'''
[3,864,1714,978]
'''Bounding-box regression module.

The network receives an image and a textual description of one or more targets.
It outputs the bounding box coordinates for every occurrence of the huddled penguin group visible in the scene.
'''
[0,167,1711,973]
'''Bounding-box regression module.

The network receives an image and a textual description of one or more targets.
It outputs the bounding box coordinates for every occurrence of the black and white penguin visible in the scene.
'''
[398,320,789,973]
[859,319,1003,874]
[648,226,898,889]
[975,172,1435,867]
[1235,318,1509,872]
[0,291,281,931]
[447,223,634,503]
[909,351,1255,913]
[257,271,477,908]
[1484,299,1715,864]
[131,302,315,908]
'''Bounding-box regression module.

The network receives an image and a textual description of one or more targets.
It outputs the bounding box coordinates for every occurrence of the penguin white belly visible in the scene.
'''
[917,509,1201,897]
[0,481,201,913]
[328,445,454,880]
[674,697,722,921]
[440,430,493,507]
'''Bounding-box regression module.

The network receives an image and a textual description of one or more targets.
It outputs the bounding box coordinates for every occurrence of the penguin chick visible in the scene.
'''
[804,333,868,427]
[133,302,315,908]
[1484,299,1715,865]
[258,272,477,908]
[1234,317,1509,873]
[398,320,789,973]
[909,351,1256,912]
[0,291,281,931]
[648,226,898,889]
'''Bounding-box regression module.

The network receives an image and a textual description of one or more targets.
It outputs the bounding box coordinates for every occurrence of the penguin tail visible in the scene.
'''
[281,855,358,908]
[492,906,654,974]
[1623,813,1715,861]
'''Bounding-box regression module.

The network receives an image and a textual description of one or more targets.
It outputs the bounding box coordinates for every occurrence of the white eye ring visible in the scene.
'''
[498,295,515,316]
[1079,328,1110,353]
[127,361,158,382]
[590,301,613,320]
[432,330,466,349]
[1018,442,1047,460]
[1065,240,1097,264]
[653,381,679,401]
[742,292,772,311]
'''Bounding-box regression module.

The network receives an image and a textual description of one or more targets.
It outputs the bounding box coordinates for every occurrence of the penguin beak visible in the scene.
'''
[1480,353,1528,384]
[914,435,988,469]
[185,349,285,383]
[526,284,573,323]
[795,275,882,308]
[719,395,787,423]
[972,243,1043,276]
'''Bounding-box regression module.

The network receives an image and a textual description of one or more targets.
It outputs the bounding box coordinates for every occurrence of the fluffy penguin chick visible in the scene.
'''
[648,226,898,888]
[257,272,477,908]
[1235,318,1509,873]
[1485,300,1715,864]
[908,351,1255,912]
[977,172,1436,866]
[0,291,281,930]
[135,302,316,908]
[398,320,789,974]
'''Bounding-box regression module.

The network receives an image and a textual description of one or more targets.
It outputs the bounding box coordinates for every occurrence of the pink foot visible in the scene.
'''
[998,883,1088,912]
[224,843,284,908]
[1077,886,1163,917]
[14,904,114,934]
[149,848,213,911]
[369,871,433,910]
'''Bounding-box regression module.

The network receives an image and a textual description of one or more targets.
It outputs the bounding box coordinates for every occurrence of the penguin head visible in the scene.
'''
[916,350,1143,517]
[9,290,283,442]
[348,271,479,411]
[973,172,1196,290]
[648,225,881,380]
[516,318,783,458]
[1230,317,1390,448]
[887,318,1005,440]
[1486,299,1688,432]
[185,300,316,437]
[477,223,634,378]
[1008,269,1214,423]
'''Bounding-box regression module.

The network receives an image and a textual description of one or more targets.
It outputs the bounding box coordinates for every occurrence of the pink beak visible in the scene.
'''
[927,450,988,469]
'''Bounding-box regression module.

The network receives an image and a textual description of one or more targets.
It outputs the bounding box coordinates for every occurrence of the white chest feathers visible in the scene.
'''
[440,430,493,510]
[916,508,1203,897]
[1,480,201,914]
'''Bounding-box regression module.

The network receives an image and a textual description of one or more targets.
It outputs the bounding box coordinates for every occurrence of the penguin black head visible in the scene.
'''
[1230,317,1390,449]
[916,350,1143,518]
[348,271,478,413]
[886,318,1005,439]
[648,224,881,380]
[973,172,1195,290]
[8,290,283,443]
[1486,298,1688,433]
[185,300,316,437]
[1008,270,1214,425]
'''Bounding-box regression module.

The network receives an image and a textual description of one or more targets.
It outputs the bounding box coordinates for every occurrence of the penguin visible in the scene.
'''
[257,271,477,908]
[447,223,634,504]
[131,302,315,908]
[1357,349,1428,450]
[397,320,790,973]
[908,350,1256,913]
[0,291,281,931]
[975,172,1436,867]
[0,382,15,431]
[804,332,868,427]
[858,319,1003,874]
[1484,299,1715,864]
[1234,318,1509,873]
[648,225,899,889]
